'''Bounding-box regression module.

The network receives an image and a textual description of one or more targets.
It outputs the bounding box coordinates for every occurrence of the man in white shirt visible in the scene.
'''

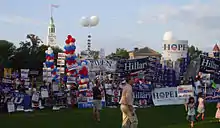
[119,78,138,128]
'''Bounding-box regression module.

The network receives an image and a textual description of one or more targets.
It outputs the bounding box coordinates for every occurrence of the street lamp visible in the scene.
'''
[80,16,99,58]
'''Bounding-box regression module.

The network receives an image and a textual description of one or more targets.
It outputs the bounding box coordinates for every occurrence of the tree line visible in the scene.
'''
[0,34,202,76]
[0,34,63,74]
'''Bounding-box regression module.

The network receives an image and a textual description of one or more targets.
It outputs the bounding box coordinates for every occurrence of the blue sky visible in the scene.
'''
[0,0,220,54]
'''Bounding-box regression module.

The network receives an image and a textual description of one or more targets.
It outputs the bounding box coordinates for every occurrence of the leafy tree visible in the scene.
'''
[90,50,99,59]
[188,45,202,61]
[11,34,63,70]
[0,40,16,68]
[0,40,16,77]
[107,48,129,60]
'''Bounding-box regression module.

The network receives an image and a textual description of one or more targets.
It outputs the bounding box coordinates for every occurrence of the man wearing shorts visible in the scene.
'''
[92,80,102,122]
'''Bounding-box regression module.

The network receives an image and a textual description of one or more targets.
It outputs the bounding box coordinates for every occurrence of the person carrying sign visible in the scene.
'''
[119,78,138,128]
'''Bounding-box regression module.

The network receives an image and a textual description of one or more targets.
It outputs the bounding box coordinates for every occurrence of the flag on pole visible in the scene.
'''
[211,80,217,89]
[51,4,59,8]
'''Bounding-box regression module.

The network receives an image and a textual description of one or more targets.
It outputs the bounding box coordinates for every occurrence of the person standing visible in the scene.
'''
[185,97,196,128]
[196,92,205,121]
[216,101,220,122]
[92,80,102,122]
[119,78,138,128]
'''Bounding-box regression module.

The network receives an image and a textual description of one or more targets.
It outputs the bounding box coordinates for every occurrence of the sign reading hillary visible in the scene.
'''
[117,58,150,72]
[199,56,220,74]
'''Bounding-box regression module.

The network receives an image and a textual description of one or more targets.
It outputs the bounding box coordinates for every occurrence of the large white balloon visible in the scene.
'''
[90,16,99,26]
[163,31,174,41]
[81,17,90,27]
[48,47,52,51]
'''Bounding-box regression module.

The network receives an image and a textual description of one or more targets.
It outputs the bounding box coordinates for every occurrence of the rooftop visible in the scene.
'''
[129,47,161,57]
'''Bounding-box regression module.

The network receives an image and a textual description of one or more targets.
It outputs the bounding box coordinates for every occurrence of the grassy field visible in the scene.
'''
[0,103,219,128]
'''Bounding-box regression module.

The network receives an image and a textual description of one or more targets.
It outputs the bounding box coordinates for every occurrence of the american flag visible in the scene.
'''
[51,4,59,8]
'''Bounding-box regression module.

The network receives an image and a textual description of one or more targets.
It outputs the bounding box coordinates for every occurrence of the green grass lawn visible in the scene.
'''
[0,103,219,128]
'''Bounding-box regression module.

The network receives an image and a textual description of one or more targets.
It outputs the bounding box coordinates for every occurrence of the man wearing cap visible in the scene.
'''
[119,78,138,128]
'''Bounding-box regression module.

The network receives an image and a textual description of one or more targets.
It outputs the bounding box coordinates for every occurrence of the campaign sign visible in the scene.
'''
[177,85,194,98]
[78,101,105,109]
[202,87,220,103]
[4,92,32,111]
[199,56,220,74]
[152,87,186,106]
[133,91,152,107]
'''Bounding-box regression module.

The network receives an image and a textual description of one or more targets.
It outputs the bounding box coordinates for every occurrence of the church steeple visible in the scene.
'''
[49,17,55,34]
[47,16,56,46]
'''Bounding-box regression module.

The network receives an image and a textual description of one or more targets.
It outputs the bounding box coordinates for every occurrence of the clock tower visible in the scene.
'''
[47,16,56,46]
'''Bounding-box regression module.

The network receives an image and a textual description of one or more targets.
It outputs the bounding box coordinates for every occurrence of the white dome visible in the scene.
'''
[163,31,174,40]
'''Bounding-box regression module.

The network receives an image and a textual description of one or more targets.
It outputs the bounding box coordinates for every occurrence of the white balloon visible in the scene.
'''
[48,47,52,51]
[90,16,99,26]
[81,17,90,27]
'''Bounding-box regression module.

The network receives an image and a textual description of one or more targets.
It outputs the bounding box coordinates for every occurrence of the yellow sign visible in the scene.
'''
[4,68,12,78]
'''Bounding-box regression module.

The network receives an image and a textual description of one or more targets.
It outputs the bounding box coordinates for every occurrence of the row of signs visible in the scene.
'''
[54,53,161,73]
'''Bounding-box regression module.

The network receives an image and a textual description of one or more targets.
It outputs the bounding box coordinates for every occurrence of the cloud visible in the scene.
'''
[0,15,46,25]
[138,0,220,30]
[137,0,220,51]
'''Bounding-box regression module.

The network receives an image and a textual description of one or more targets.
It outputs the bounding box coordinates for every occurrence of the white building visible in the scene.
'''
[47,16,56,46]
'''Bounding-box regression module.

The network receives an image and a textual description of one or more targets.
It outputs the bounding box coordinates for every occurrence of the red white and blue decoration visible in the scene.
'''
[78,60,89,91]
[64,35,78,85]
[45,47,59,82]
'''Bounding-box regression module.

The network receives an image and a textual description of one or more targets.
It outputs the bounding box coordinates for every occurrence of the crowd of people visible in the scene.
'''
[0,74,220,128]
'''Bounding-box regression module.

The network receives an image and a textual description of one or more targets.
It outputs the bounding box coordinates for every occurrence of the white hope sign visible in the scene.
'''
[87,59,116,72]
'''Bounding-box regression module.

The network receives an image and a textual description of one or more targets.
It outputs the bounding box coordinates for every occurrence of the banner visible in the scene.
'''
[152,87,186,106]
[199,56,220,74]
[4,92,31,111]
[78,89,105,109]
[177,85,194,97]
[133,91,153,107]
[88,59,116,72]
[117,58,149,72]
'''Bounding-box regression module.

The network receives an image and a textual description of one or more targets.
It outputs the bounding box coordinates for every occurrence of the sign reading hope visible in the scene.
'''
[152,90,178,99]
[163,43,188,51]
[152,87,186,106]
